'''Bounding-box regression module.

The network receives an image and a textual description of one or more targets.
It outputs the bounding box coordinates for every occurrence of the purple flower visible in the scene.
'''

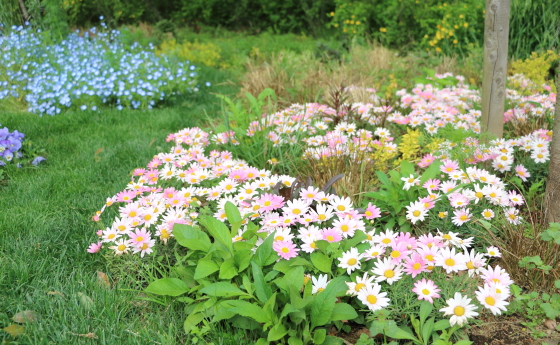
[32,156,46,166]
[11,130,24,141]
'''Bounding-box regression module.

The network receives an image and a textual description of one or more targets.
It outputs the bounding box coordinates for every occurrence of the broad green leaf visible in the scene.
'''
[193,258,220,280]
[289,285,309,310]
[310,277,347,329]
[376,171,391,187]
[213,301,237,322]
[433,319,450,331]
[330,303,358,322]
[199,215,233,253]
[233,241,255,251]
[242,274,253,296]
[273,259,292,273]
[255,338,269,345]
[454,341,473,345]
[234,249,253,272]
[255,233,274,266]
[200,282,249,297]
[384,322,417,341]
[275,266,304,293]
[419,300,433,325]
[419,159,442,185]
[225,201,242,224]
[289,257,313,268]
[268,323,288,341]
[310,252,332,273]
[369,320,386,337]
[145,278,189,296]
[313,328,327,344]
[173,224,211,252]
[219,258,238,279]
[422,317,435,345]
[315,240,330,253]
[252,261,272,303]
[184,313,205,333]
[279,303,298,320]
[288,336,303,345]
[343,230,368,251]
[263,293,277,324]
[227,300,269,323]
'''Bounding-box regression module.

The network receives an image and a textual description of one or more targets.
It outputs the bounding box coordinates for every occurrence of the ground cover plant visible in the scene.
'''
[1,7,560,345]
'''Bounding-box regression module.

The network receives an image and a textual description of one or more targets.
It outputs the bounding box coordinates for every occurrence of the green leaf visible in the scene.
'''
[342,230,368,251]
[199,282,249,297]
[145,278,189,296]
[275,266,304,293]
[173,224,211,252]
[419,300,433,325]
[310,252,332,273]
[399,160,415,177]
[323,335,344,345]
[252,261,272,303]
[219,258,239,279]
[330,303,358,322]
[280,303,298,320]
[288,336,303,345]
[227,300,269,323]
[454,341,473,345]
[255,338,269,345]
[310,277,348,329]
[184,313,205,333]
[433,319,450,331]
[289,257,313,268]
[422,317,435,345]
[313,328,327,344]
[225,201,242,224]
[234,249,253,272]
[268,323,288,341]
[199,215,233,253]
[194,257,220,279]
[255,233,274,267]
[384,322,417,341]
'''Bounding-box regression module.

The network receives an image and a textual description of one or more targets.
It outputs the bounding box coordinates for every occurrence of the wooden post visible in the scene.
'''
[545,66,560,224]
[481,0,511,139]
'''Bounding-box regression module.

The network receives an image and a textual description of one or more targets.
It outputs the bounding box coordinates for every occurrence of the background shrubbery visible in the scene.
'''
[2,0,558,59]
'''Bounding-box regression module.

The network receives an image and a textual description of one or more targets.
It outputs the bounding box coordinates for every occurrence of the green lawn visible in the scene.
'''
[0,67,238,344]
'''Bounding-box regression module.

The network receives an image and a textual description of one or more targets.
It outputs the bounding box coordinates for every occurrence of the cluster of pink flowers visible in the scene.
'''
[88,125,384,258]
[334,229,512,324]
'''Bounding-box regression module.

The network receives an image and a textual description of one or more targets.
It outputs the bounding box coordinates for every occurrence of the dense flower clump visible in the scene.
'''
[0,22,200,115]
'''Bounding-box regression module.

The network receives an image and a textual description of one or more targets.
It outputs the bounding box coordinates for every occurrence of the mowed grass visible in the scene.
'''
[0,67,238,344]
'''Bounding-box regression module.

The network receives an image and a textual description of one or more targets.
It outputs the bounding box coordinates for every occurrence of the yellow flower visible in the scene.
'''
[356,21,361,25]
[454,25,459,29]
[350,20,355,24]
[334,23,339,27]
[463,22,469,28]
[435,47,442,52]
[459,14,464,18]
[330,11,335,16]
[343,28,347,32]
[380,27,387,32]
[453,39,458,44]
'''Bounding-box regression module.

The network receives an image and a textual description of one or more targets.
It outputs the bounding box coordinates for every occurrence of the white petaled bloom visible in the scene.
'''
[364,243,386,261]
[312,274,329,294]
[401,174,420,190]
[439,292,479,326]
[346,272,376,296]
[372,257,404,285]
[109,238,130,255]
[357,283,390,312]
[405,201,428,224]
[329,195,354,214]
[338,247,362,274]
[475,284,509,315]
[464,249,487,276]
[435,247,467,274]
[485,246,501,258]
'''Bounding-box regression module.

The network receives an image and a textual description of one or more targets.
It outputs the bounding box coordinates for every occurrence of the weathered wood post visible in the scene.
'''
[481,0,511,139]
[545,67,560,224]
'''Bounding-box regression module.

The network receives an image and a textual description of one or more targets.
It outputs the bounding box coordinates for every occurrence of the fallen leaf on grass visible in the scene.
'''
[47,291,65,297]
[12,310,38,323]
[97,271,111,289]
[77,292,94,310]
[69,332,98,339]
[544,319,557,330]
[3,324,25,337]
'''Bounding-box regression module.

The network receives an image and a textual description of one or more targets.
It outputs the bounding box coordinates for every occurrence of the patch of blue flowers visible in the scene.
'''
[0,20,200,116]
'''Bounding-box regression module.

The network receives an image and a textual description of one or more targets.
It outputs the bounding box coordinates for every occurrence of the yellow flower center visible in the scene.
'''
[337,205,346,211]
[422,289,430,295]
[365,211,373,217]
[355,283,366,291]
[341,225,349,232]
[348,258,357,265]
[466,261,475,269]
[391,251,401,258]
[367,295,378,304]
[317,288,325,293]
[129,211,137,217]
[454,306,465,316]
[382,238,391,244]
[413,263,421,270]
[318,214,327,220]
[483,211,492,218]
[136,236,144,242]
[275,236,284,241]
[310,242,317,249]
[327,235,335,242]
[141,243,149,250]
[443,234,452,240]
[384,270,395,278]
[426,255,434,261]
[413,210,421,217]
[445,258,455,266]
[485,296,496,306]
[118,244,126,251]
[281,247,290,253]
[264,201,271,206]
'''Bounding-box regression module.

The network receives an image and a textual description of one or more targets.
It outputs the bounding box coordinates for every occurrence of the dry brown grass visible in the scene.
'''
[239,43,398,107]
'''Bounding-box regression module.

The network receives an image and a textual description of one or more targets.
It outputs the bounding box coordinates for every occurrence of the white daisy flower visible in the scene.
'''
[439,292,479,326]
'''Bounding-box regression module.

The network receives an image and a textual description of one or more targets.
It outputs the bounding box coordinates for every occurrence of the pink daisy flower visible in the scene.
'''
[412,279,440,303]
[403,253,427,278]
[128,228,152,247]
[451,208,472,226]
[87,241,103,253]
[422,178,441,191]
[363,203,381,220]
[322,228,343,243]
[273,240,300,260]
